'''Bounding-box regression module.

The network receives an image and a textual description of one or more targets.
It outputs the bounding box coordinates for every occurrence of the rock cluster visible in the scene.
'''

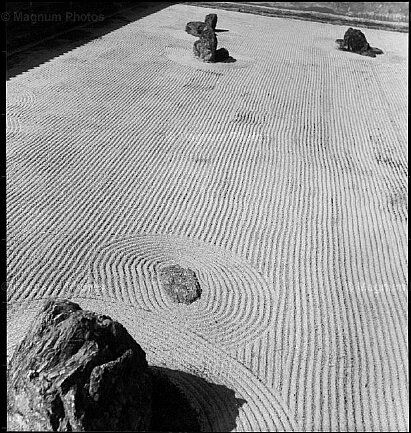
[185,14,231,62]
[335,28,383,57]
[159,264,202,304]
[7,299,152,431]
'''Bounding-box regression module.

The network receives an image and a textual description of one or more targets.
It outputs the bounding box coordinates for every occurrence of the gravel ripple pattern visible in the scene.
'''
[7,4,408,432]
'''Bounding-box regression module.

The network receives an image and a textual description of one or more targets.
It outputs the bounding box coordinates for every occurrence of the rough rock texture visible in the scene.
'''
[159,265,202,304]
[185,14,230,63]
[205,13,217,30]
[336,27,383,57]
[7,299,152,432]
[193,25,218,62]
[185,21,207,37]
[344,28,369,52]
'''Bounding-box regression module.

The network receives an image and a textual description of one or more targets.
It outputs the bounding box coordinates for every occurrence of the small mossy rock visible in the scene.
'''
[335,38,345,49]
[336,28,383,57]
[344,27,369,52]
[7,299,152,431]
[205,13,217,29]
[159,265,202,304]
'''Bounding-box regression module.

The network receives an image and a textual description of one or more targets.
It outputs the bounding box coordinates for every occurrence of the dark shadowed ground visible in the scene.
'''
[149,366,246,431]
[183,1,409,33]
[5,2,177,79]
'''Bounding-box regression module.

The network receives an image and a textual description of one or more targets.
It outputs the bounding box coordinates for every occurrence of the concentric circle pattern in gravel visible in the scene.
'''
[89,234,277,350]
[7,297,299,432]
[7,4,408,432]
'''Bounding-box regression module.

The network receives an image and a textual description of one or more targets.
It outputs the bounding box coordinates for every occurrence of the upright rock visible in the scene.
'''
[185,14,230,63]
[7,299,152,431]
[335,27,383,57]
[205,13,217,30]
[193,24,218,62]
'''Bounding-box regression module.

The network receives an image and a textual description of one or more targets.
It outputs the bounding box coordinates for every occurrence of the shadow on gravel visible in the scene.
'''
[6,2,177,79]
[216,55,237,63]
[149,366,246,432]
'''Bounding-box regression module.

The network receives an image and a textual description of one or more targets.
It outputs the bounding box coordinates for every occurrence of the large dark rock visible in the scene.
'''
[185,14,230,63]
[7,299,152,431]
[159,265,202,304]
[205,13,217,30]
[335,27,383,57]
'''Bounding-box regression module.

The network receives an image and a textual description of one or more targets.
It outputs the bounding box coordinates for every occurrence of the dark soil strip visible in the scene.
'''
[183,2,409,33]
